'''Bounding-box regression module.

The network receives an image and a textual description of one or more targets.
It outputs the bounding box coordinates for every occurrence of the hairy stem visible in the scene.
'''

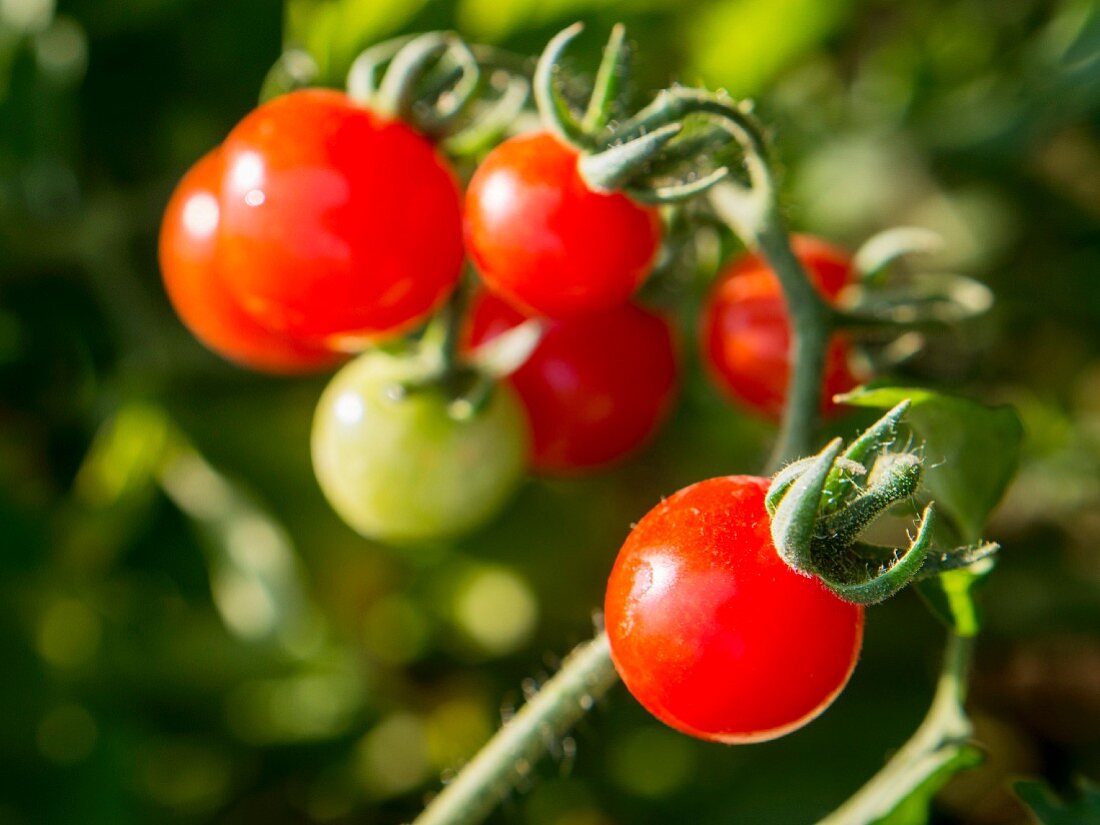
[708,183,833,468]
[412,633,619,825]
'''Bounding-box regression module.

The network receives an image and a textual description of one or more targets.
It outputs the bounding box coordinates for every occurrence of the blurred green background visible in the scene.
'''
[2,0,1100,822]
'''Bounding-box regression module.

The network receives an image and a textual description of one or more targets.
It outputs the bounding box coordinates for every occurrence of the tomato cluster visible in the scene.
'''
[160,71,872,744]
[160,90,689,542]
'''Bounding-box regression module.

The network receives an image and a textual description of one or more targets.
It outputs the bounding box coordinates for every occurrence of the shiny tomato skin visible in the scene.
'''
[467,292,679,473]
[702,235,862,419]
[605,475,863,743]
[159,150,343,373]
[218,89,464,347]
[465,131,663,319]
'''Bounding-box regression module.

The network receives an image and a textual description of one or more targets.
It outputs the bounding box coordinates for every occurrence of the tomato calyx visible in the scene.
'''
[398,285,545,422]
[765,400,999,605]
[344,31,530,153]
[534,24,771,204]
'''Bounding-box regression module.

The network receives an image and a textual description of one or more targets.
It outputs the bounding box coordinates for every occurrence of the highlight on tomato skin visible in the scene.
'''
[465,291,680,474]
[604,475,863,744]
[158,149,345,374]
[464,131,664,320]
[216,89,465,348]
[701,235,865,420]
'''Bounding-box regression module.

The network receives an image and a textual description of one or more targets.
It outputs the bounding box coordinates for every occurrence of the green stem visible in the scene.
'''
[412,632,619,825]
[707,183,834,469]
[817,633,975,825]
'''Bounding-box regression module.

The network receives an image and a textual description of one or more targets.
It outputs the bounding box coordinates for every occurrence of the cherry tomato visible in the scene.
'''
[159,150,343,373]
[466,292,679,473]
[701,235,863,419]
[465,131,663,319]
[605,475,863,743]
[312,350,529,544]
[218,89,464,347]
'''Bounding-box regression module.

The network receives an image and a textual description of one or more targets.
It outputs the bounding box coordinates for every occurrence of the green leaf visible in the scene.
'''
[837,386,1022,542]
[1015,778,1100,825]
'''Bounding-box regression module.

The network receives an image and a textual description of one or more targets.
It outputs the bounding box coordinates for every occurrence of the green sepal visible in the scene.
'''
[813,505,936,606]
[837,399,909,467]
[533,26,772,203]
[625,166,731,204]
[376,33,453,118]
[916,541,999,580]
[766,402,995,606]
[467,319,545,379]
[346,31,505,141]
[441,72,529,157]
[853,226,943,283]
[769,438,842,573]
[814,453,923,549]
[533,23,593,150]
[346,34,415,103]
[579,123,683,192]
[839,273,995,330]
[765,455,817,516]
[581,23,629,134]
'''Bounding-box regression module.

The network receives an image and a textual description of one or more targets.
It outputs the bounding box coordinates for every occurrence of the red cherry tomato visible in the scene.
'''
[701,235,863,419]
[217,89,464,347]
[467,292,679,473]
[159,150,343,373]
[465,131,663,319]
[605,475,863,743]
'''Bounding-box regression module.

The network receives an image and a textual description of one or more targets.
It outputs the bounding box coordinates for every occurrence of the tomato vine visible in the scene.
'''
[156,19,1019,825]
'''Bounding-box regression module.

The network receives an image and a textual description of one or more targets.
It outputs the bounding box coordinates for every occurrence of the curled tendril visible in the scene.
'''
[767,402,998,605]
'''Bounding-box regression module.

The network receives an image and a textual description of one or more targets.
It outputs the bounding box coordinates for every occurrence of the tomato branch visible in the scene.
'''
[412,632,619,825]
[708,181,833,470]
[817,633,979,825]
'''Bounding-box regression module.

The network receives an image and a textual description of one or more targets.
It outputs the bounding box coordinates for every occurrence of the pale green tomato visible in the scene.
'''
[311,351,529,544]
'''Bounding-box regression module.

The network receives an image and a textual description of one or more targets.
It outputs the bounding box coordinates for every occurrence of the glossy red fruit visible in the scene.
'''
[217,89,464,347]
[702,235,863,419]
[465,131,663,319]
[605,475,863,743]
[467,292,679,473]
[159,150,343,373]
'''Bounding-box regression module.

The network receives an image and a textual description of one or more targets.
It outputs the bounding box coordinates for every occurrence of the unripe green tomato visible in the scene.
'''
[312,351,529,544]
